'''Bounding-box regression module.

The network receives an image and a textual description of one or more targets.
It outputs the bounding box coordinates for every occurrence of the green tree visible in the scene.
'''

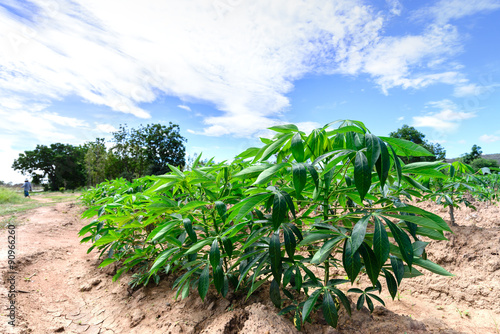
[389,125,446,162]
[110,123,186,178]
[471,158,499,171]
[461,144,482,164]
[12,143,87,190]
[84,138,109,186]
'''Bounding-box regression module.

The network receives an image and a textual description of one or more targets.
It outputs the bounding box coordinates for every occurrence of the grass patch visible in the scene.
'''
[0,187,25,204]
[0,216,19,229]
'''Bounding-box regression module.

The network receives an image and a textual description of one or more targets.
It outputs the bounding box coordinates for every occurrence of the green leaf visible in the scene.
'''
[383,218,413,269]
[383,268,398,300]
[215,201,227,222]
[376,140,390,188]
[214,265,224,293]
[183,218,197,243]
[394,205,452,232]
[365,133,381,170]
[283,225,296,259]
[373,216,390,268]
[311,235,344,264]
[302,289,321,322]
[384,213,450,232]
[272,191,288,229]
[343,239,362,283]
[227,193,272,224]
[233,164,271,179]
[221,236,233,258]
[390,255,405,285]
[98,258,116,268]
[270,279,282,308]
[322,291,339,328]
[291,132,305,162]
[150,248,177,273]
[270,231,282,284]
[179,201,209,213]
[354,151,371,201]
[185,238,213,255]
[351,214,371,254]
[356,294,365,310]
[380,136,434,157]
[292,163,307,195]
[305,164,319,189]
[358,243,380,286]
[261,134,293,161]
[210,239,221,269]
[412,240,429,257]
[331,288,351,316]
[413,257,453,276]
[268,124,299,133]
[198,265,209,301]
[253,163,290,185]
[388,144,402,185]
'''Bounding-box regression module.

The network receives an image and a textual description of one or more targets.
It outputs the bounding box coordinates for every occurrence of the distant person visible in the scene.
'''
[22,179,32,198]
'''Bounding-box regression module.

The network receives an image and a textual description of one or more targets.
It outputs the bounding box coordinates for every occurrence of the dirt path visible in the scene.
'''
[1,199,499,333]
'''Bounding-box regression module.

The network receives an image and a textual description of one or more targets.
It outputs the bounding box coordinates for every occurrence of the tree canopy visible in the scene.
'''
[389,125,446,162]
[461,144,482,164]
[12,143,87,190]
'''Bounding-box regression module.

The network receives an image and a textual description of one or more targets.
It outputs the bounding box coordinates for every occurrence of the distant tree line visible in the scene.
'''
[12,122,186,190]
[389,124,499,172]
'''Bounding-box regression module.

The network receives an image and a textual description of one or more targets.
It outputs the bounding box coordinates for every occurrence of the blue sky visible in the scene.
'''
[1,0,499,183]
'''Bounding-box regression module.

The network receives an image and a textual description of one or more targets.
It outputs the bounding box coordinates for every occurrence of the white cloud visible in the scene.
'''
[453,83,500,97]
[480,134,500,143]
[177,105,191,112]
[414,0,500,24]
[397,116,405,121]
[386,0,403,16]
[413,99,476,131]
[0,0,497,139]
[95,123,117,133]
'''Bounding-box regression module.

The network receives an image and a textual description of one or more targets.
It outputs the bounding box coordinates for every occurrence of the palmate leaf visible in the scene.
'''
[302,289,321,322]
[351,214,371,254]
[358,243,380,286]
[210,239,221,269]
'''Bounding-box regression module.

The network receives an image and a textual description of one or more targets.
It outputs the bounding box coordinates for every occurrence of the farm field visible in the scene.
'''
[1,195,499,334]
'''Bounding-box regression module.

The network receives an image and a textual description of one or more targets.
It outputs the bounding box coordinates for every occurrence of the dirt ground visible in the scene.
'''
[1,196,499,334]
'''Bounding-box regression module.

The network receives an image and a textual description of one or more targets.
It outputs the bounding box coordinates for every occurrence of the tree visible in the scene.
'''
[471,158,499,171]
[12,143,87,190]
[110,123,186,178]
[389,125,446,162]
[84,138,109,186]
[461,145,482,164]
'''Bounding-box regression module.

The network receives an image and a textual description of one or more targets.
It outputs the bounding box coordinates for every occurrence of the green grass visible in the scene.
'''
[0,187,25,204]
[0,190,81,219]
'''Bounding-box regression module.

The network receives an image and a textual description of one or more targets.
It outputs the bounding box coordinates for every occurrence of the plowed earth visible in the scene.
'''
[1,195,499,333]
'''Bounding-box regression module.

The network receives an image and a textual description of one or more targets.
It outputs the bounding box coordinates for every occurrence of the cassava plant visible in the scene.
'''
[80,119,456,330]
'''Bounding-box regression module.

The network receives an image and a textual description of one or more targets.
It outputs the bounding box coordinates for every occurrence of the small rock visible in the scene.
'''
[130,309,145,328]
[52,326,65,332]
[91,278,101,286]
[79,283,92,292]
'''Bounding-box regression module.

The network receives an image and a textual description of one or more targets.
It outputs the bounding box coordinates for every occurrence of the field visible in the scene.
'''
[2,123,499,333]
[0,196,498,333]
